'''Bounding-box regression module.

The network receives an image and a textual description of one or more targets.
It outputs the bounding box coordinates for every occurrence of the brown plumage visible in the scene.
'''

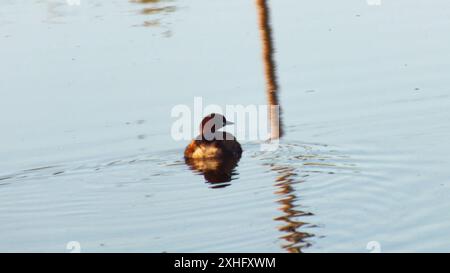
[184,114,242,159]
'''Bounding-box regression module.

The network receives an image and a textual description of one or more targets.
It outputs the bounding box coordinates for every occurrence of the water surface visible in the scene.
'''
[1,0,450,252]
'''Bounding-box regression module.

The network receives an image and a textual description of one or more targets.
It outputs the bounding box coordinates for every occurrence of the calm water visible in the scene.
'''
[1,0,450,252]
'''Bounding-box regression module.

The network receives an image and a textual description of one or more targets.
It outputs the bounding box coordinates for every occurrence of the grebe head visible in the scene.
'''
[200,113,234,136]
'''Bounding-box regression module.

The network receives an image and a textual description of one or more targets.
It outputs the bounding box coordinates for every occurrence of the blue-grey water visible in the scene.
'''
[1,0,450,252]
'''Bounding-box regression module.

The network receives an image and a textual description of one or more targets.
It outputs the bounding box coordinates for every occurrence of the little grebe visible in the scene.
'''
[184,113,242,159]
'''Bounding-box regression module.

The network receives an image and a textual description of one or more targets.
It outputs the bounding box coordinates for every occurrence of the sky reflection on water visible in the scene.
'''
[1,0,450,252]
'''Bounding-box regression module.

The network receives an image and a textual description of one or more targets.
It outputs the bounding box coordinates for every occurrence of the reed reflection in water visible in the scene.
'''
[130,0,176,31]
[256,0,282,140]
[271,164,314,252]
[255,0,314,252]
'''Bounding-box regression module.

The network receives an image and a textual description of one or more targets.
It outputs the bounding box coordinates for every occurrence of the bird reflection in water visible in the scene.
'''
[185,157,240,189]
[184,114,242,188]
[256,0,314,252]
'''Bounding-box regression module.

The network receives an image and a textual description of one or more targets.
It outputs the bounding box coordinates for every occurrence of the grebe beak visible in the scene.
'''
[225,121,234,126]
